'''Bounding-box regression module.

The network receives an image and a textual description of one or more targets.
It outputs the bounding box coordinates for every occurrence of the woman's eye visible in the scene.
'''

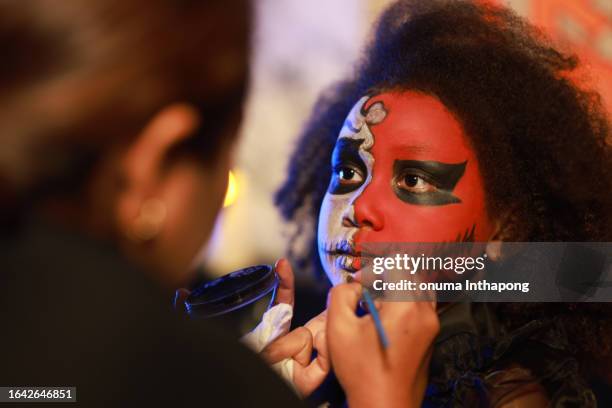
[335,166,363,185]
[397,173,437,193]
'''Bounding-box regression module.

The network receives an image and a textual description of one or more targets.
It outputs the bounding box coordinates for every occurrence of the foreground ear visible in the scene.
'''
[115,103,201,241]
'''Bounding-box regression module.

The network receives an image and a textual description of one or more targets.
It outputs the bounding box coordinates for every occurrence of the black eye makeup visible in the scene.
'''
[328,138,368,195]
[392,160,466,205]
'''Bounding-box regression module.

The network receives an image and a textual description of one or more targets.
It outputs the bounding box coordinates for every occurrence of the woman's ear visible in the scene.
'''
[485,237,503,262]
[485,208,519,261]
[115,103,201,242]
[485,217,504,261]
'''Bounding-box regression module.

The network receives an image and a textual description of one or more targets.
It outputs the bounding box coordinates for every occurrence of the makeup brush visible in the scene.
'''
[347,275,389,349]
[362,287,389,349]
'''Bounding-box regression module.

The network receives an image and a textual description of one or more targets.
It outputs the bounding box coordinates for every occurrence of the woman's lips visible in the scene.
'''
[324,240,376,284]
[334,254,359,272]
[326,242,372,278]
[324,239,356,255]
[325,240,359,271]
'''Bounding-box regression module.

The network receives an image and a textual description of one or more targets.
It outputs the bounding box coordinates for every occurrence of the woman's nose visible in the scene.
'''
[352,188,384,231]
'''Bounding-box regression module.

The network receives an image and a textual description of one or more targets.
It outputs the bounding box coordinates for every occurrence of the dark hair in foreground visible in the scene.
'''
[0,0,250,221]
[276,0,612,372]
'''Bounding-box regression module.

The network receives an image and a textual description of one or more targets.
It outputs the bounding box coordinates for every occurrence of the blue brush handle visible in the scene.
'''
[362,288,389,349]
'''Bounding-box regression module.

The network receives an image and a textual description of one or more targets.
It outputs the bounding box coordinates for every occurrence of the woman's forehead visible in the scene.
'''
[342,91,474,162]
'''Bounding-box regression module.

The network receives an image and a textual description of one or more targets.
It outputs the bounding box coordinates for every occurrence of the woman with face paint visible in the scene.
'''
[263,0,612,406]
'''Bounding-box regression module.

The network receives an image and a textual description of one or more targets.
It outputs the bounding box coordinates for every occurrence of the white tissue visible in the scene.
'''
[242,303,295,391]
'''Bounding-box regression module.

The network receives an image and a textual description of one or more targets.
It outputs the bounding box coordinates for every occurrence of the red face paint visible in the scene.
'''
[354,92,493,246]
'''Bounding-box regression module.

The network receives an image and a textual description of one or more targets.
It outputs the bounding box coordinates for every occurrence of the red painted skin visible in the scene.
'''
[352,92,494,266]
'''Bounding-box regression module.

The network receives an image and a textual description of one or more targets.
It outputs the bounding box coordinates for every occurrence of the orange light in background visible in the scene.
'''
[223,170,239,208]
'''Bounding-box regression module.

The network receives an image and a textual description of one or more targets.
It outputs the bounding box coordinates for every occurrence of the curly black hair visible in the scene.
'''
[275,0,612,365]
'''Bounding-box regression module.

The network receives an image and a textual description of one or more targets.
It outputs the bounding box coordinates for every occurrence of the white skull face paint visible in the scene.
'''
[317,96,386,285]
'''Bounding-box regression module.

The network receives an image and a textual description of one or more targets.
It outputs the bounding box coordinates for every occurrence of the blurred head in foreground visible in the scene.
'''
[0,0,250,288]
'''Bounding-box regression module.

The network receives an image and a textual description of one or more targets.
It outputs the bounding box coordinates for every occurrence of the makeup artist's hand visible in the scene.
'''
[327,283,439,408]
[261,259,330,396]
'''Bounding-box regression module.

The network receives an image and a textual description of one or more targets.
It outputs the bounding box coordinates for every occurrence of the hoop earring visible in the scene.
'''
[128,198,167,242]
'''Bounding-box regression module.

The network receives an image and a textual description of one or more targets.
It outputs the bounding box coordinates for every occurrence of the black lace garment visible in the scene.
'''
[425,302,597,407]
